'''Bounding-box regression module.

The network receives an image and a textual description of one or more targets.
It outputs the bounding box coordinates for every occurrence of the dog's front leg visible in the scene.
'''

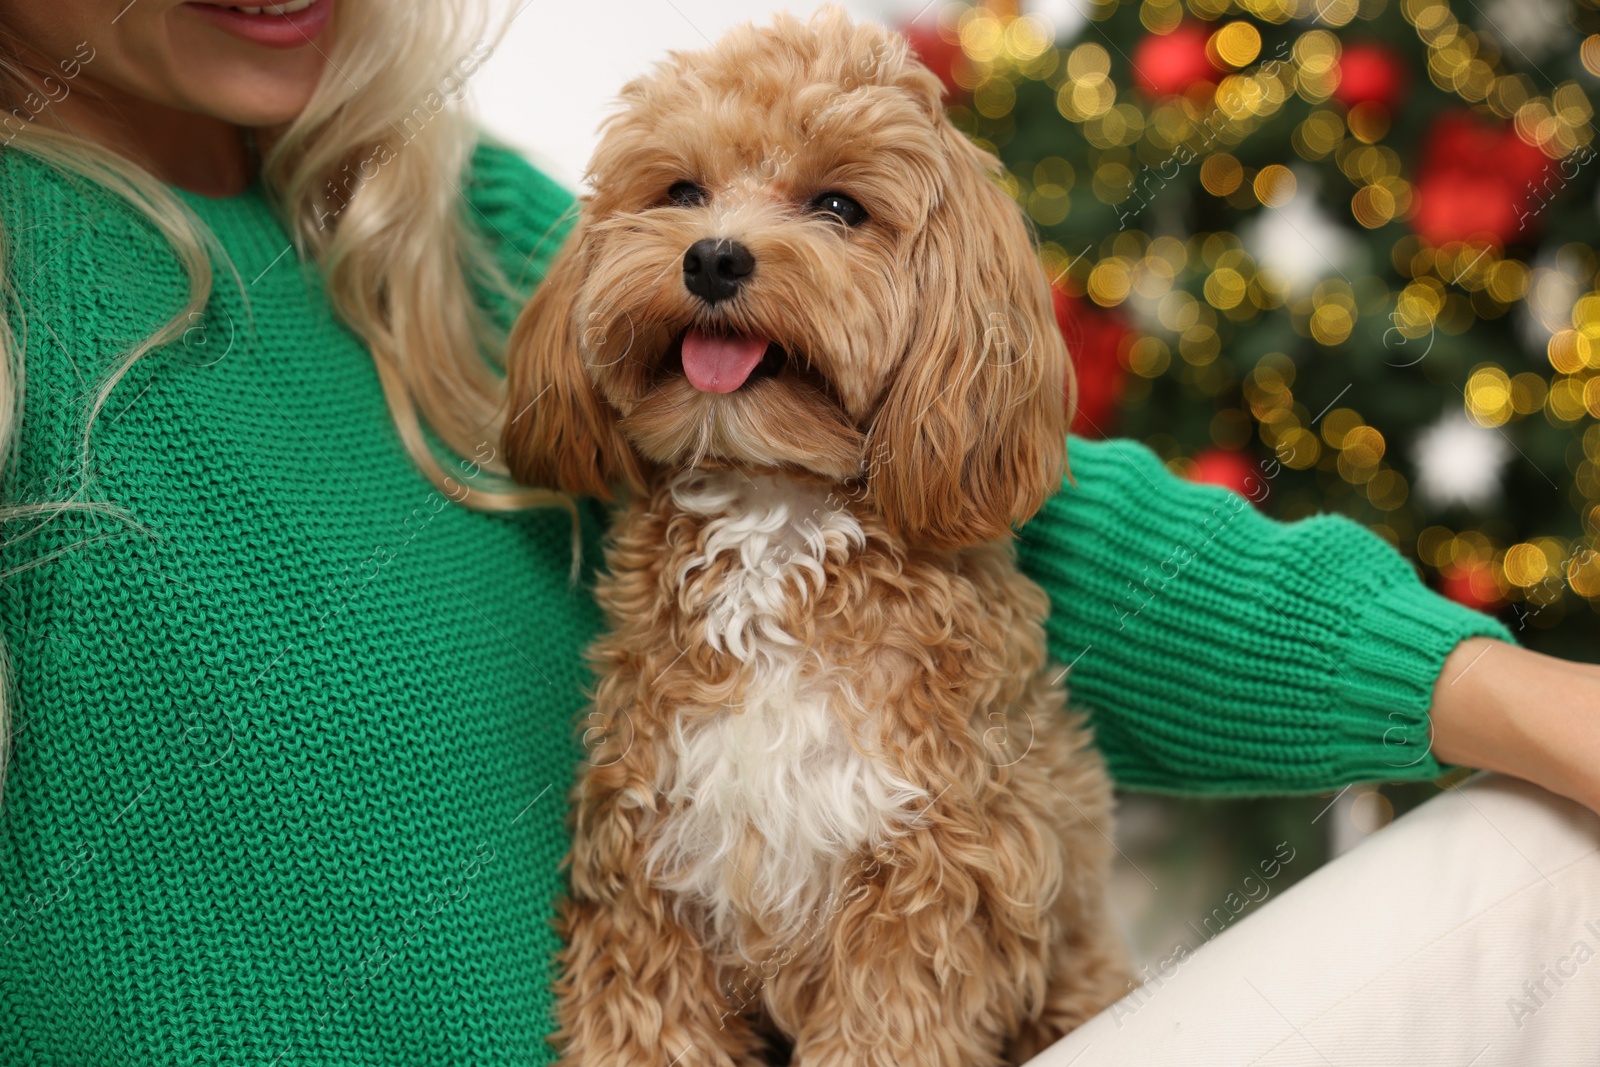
[777,829,1044,1067]
[552,763,766,1067]
[553,890,765,1067]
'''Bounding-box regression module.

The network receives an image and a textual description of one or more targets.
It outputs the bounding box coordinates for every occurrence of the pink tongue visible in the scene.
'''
[680,329,769,393]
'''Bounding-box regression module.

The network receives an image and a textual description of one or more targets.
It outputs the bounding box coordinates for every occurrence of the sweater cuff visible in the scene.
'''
[1324,575,1517,784]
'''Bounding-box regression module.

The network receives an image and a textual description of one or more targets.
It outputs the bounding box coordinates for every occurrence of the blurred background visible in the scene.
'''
[476,0,1600,975]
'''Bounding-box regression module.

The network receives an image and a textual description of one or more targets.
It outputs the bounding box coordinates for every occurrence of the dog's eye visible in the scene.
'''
[667,181,707,207]
[810,192,867,227]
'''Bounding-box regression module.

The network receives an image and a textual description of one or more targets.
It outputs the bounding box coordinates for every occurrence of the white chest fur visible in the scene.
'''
[643,470,930,946]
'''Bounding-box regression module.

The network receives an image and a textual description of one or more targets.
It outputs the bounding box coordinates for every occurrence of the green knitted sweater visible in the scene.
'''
[0,141,1509,1065]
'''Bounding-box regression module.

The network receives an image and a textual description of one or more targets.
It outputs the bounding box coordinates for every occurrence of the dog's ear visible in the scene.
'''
[865,125,1070,550]
[503,221,643,499]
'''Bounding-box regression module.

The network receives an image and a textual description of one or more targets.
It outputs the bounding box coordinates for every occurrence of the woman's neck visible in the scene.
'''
[14,57,256,197]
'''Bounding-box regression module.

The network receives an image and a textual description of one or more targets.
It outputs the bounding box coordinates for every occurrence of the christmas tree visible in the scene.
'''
[908,0,1600,661]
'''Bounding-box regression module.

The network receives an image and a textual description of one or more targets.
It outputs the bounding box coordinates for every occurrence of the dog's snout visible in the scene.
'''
[682,238,754,305]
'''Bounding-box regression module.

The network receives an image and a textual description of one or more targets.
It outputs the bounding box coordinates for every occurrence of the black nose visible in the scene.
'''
[682,238,754,305]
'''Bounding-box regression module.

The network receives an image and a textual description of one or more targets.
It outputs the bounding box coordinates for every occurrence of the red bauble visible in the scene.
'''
[1411,111,1552,246]
[1187,448,1259,498]
[1132,24,1219,98]
[1440,564,1503,612]
[1052,287,1129,438]
[902,18,964,99]
[1412,174,1522,247]
[1332,42,1406,110]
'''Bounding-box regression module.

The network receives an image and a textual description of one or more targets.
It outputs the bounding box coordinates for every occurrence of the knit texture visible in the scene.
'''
[0,140,1509,1064]
[1019,439,1513,792]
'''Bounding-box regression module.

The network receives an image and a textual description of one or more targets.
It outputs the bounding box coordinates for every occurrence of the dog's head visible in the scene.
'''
[504,7,1071,550]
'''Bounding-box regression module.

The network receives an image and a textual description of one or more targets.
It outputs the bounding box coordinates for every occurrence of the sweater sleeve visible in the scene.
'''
[1014,436,1516,797]
[460,136,579,319]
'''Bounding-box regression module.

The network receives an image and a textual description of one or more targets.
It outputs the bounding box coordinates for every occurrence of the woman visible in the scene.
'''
[0,1,1593,1063]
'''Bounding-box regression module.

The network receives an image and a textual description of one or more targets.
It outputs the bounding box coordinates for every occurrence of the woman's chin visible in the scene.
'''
[174,76,323,129]
[161,28,328,127]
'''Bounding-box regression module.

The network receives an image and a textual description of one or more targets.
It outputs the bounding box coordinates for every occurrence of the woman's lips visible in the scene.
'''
[182,0,332,49]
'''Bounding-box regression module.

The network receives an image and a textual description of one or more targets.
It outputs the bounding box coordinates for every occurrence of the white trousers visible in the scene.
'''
[1028,774,1600,1067]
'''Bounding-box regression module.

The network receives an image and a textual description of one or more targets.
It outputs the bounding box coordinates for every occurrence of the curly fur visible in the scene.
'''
[502,8,1133,1065]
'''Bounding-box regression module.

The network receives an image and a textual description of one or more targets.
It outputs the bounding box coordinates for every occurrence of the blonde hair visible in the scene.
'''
[0,0,568,802]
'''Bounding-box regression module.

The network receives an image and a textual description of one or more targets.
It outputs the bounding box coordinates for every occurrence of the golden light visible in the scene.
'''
[973,76,1016,118]
[1086,103,1146,148]
[1293,30,1340,77]
[1253,164,1297,208]
[1503,543,1551,588]
[1310,304,1354,345]
[1574,294,1600,331]
[1209,21,1262,69]
[1511,373,1549,416]
[1204,267,1248,310]
[1179,324,1221,364]
[1126,336,1171,377]
[1241,0,1295,23]
[1352,185,1396,228]
[958,10,1005,63]
[1320,407,1364,448]
[1003,15,1053,61]
[1396,279,1444,333]
[1583,35,1600,78]
[1147,235,1187,273]
[1033,156,1075,190]
[1276,427,1321,469]
[1066,42,1111,80]
[1465,365,1514,427]
[1294,109,1345,159]
[1159,289,1202,332]
[1314,0,1358,28]
[1366,469,1408,511]
[1087,259,1131,306]
[1452,530,1495,566]
[1547,330,1585,374]
[1200,154,1244,197]
[1139,0,1184,34]
[1486,260,1528,303]
[1091,160,1135,203]
[1214,75,1259,119]
[1336,451,1378,484]
[1342,425,1386,467]
[1488,73,1534,118]
[1418,526,1453,567]
[1555,82,1594,130]
[1027,184,1071,225]
[1346,102,1391,144]
[1408,0,1454,42]
[1059,77,1116,121]
[1547,378,1588,424]
[1570,550,1600,598]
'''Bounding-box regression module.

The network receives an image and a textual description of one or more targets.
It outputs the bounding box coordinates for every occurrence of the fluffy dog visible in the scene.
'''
[503,9,1133,1065]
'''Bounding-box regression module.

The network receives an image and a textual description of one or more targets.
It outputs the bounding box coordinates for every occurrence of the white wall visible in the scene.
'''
[471,0,906,191]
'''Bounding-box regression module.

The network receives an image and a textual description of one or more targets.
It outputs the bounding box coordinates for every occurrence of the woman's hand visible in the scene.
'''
[1429,638,1600,815]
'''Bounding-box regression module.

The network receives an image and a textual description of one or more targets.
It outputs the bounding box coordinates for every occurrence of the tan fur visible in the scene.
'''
[503,9,1132,1064]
